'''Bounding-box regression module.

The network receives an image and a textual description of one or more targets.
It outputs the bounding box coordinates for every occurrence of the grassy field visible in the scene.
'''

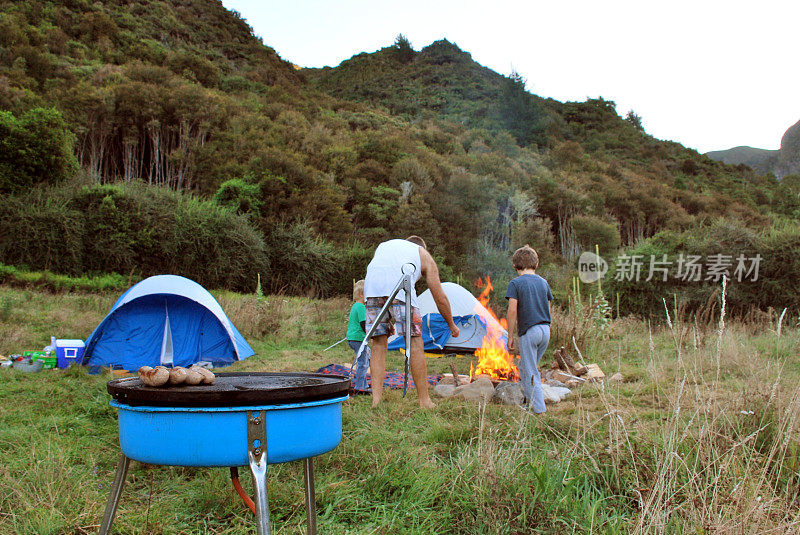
[0,285,798,534]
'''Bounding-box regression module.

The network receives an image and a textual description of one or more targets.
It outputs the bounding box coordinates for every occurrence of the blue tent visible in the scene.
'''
[83,275,254,370]
[387,282,508,353]
[387,313,480,352]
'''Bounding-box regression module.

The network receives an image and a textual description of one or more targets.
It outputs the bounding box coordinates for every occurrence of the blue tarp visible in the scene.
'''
[387,314,475,351]
[83,275,254,370]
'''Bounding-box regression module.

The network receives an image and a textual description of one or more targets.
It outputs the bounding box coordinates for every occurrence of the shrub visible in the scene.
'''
[263,220,338,296]
[127,39,167,64]
[606,218,800,318]
[329,242,374,296]
[570,214,621,254]
[213,178,262,215]
[159,195,268,290]
[167,50,220,87]
[0,107,78,194]
[0,181,269,292]
[73,183,270,291]
[0,190,84,274]
[70,184,137,274]
[552,140,584,167]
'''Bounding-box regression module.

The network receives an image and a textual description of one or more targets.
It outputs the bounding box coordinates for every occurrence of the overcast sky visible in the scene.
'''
[222,0,800,154]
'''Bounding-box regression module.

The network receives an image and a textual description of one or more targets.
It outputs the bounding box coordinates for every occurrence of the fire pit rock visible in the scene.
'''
[433,383,456,398]
[434,377,525,406]
[541,383,571,403]
[453,376,496,402]
[492,381,525,406]
[433,377,571,406]
[434,376,496,402]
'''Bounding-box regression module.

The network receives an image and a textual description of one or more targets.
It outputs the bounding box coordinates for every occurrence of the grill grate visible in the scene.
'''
[107,372,350,407]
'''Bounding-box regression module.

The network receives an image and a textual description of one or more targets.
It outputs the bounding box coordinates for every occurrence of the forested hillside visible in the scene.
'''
[306,38,785,244]
[1,1,799,314]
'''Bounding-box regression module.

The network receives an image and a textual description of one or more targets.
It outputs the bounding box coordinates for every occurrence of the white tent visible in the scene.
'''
[388,282,508,353]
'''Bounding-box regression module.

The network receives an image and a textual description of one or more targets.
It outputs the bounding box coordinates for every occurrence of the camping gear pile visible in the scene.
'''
[2,338,85,372]
[99,372,350,535]
[7,354,43,372]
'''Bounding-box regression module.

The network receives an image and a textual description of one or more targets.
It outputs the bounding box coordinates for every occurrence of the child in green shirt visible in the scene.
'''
[347,280,371,393]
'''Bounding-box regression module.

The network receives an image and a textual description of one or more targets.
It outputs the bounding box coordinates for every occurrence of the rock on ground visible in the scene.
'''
[492,381,524,405]
[609,372,624,383]
[433,383,456,398]
[541,383,571,404]
[453,376,495,402]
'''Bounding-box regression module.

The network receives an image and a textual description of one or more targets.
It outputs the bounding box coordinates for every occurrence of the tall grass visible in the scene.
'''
[0,263,132,293]
[0,285,798,533]
[554,279,800,533]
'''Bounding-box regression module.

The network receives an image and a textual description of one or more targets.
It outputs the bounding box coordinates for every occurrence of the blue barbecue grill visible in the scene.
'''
[99,372,350,535]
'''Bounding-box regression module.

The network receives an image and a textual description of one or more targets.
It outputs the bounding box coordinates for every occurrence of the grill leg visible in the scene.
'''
[249,448,270,535]
[303,458,317,535]
[98,455,131,535]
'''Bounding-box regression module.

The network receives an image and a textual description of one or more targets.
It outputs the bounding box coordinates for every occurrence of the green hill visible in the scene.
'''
[308,39,529,126]
[705,146,777,174]
[706,119,800,179]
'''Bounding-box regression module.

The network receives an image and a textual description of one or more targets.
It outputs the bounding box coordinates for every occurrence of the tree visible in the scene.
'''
[570,214,621,254]
[0,108,78,194]
[497,70,547,146]
[393,34,414,63]
[391,194,441,247]
[625,110,644,131]
[430,171,496,265]
[213,178,262,215]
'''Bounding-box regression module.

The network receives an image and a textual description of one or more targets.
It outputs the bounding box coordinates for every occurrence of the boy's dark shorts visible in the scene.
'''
[365,297,422,338]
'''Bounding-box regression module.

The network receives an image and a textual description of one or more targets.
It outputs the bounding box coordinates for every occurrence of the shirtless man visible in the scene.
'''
[364,236,460,408]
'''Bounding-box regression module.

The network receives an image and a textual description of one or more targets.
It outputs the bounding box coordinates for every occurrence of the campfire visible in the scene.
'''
[470,277,519,382]
[436,277,608,406]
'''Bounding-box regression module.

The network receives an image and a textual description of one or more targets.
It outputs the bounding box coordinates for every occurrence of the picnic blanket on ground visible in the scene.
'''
[316,364,441,389]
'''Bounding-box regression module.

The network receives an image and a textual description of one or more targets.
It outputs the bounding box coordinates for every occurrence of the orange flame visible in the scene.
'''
[472,276,519,382]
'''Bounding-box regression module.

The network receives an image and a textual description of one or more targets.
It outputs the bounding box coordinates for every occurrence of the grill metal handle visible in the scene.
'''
[247,410,270,535]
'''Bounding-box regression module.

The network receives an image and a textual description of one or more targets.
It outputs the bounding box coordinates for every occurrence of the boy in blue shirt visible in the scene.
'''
[505,246,553,413]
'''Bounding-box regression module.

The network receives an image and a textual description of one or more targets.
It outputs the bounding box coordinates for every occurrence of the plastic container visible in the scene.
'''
[55,339,85,369]
[12,359,44,373]
[21,351,56,370]
[32,354,58,369]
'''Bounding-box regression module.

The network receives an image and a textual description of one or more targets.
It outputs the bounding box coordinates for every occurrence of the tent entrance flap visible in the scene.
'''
[160,313,174,366]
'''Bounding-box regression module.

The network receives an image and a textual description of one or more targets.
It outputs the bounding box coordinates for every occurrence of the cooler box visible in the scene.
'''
[55,339,85,369]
